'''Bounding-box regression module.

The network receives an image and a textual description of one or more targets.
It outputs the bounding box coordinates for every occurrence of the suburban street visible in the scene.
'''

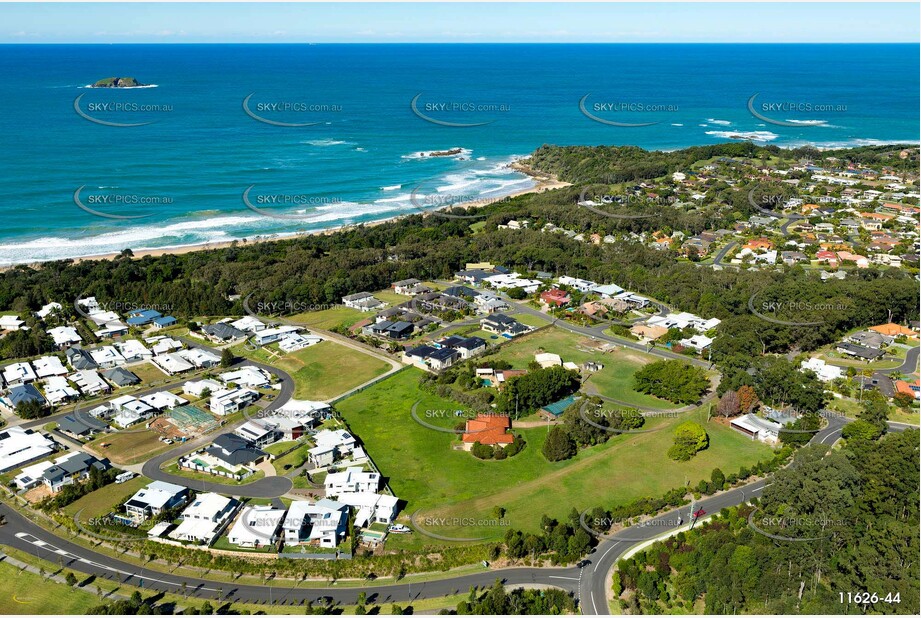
[3,414,908,613]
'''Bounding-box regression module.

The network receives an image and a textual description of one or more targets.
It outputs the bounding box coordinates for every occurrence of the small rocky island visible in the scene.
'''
[89,77,147,88]
[427,148,463,157]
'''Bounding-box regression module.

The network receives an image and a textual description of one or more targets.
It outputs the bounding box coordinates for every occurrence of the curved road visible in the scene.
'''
[4,416,911,612]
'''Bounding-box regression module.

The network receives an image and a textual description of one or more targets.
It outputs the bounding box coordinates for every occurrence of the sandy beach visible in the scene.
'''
[46,163,570,267]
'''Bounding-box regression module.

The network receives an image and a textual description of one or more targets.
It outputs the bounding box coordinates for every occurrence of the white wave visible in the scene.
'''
[671,123,684,127]
[302,139,352,147]
[707,118,732,125]
[706,130,779,142]
[380,184,402,191]
[784,119,828,126]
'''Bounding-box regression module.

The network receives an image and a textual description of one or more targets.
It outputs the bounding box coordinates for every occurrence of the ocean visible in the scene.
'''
[0,43,917,265]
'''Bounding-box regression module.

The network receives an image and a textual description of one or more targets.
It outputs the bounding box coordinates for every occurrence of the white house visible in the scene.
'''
[308,430,357,467]
[730,414,783,444]
[227,505,285,548]
[220,366,271,389]
[89,346,126,368]
[324,466,380,497]
[183,379,223,398]
[230,316,266,333]
[0,315,26,331]
[169,492,238,544]
[139,391,185,411]
[252,325,301,346]
[3,362,37,386]
[36,302,63,320]
[282,499,348,548]
[235,420,282,448]
[177,348,221,369]
[679,334,714,352]
[115,339,152,362]
[70,370,111,396]
[152,353,195,375]
[32,356,68,379]
[42,376,79,406]
[0,426,56,473]
[47,326,82,348]
[800,357,844,382]
[336,492,400,527]
[209,387,259,416]
[124,481,189,523]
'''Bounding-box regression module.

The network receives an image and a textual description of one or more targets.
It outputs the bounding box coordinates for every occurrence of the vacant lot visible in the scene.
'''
[270,340,391,400]
[336,369,770,548]
[290,306,367,331]
[86,428,174,465]
[492,327,683,409]
[62,475,149,519]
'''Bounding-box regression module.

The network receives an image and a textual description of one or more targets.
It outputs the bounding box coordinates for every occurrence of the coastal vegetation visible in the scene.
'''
[615,429,920,615]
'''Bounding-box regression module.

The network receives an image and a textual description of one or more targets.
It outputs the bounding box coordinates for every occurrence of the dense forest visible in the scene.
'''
[615,428,920,615]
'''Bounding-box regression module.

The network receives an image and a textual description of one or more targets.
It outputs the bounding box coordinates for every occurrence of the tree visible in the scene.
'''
[717,391,741,417]
[15,398,48,420]
[842,419,884,443]
[542,426,576,462]
[219,348,234,368]
[65,572,78,586]
[633,360,709,405]
[857,391,890,431]
[667,421,709,461]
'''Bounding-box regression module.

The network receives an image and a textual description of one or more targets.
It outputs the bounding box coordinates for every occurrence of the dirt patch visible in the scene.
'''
[23,484,52,504]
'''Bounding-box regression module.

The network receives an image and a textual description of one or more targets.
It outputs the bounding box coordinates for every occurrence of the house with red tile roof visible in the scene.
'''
[540,288,572,308]
[462,414,514,448]
[870,323,917,339]
[816,250,839,267]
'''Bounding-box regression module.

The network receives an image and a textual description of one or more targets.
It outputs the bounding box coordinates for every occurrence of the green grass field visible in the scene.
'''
[0,561,101,614]
[335,369,771,548]
[290,306,368,331]
[491,327,683,409]
[86,429,174,466]
[62,475,150,519]
[268,340,391,400]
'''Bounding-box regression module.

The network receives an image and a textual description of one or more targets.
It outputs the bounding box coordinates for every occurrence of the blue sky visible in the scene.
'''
[2,2,918,44]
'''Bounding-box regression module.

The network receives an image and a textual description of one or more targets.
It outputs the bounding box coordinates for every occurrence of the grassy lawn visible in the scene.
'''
[271,442,312,475]
[85,429,174,466]
[492,327,683,409]
[513,312,552,328]
[62,475,149,518]
[266,340,390,400]
[289,306,367,331]
[263,440,299,456]
[827,396,919,427]
[129,361,169,384]
[335,369,771,549]
[0,560,101,614]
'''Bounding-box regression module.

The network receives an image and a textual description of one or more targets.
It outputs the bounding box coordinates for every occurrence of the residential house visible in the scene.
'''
[461,414,514,449]
[308,430,356,467]
[235,420,282,448]
[205,433,267,468]
[324,467,380,497]
[227,505,285,548]
[480,314,530,337]
[730,414,783,444]
[0,384,46,413]
[836,342,885,361]
[70,370,111,396]
[201,322,247,343]
[102,366,140,387]
[282,499,348,548]
[57,413,108,439]
[337,492,400,527]
[123,481,189,523]
[47,326,82,349]
[342,292,385,312]
[0,426,56,473]
[169,493,238,544]
[209,387,259,416]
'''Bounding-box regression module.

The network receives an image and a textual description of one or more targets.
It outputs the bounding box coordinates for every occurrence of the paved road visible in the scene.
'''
[6,415,910,612]
[509,301,713,370]
[711,241,738,268]
[876,345,920,375]
[0,506,578,606]
[139,351,297,498]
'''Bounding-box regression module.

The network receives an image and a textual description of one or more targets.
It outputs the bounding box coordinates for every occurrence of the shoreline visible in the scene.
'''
[7,162,569,270]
